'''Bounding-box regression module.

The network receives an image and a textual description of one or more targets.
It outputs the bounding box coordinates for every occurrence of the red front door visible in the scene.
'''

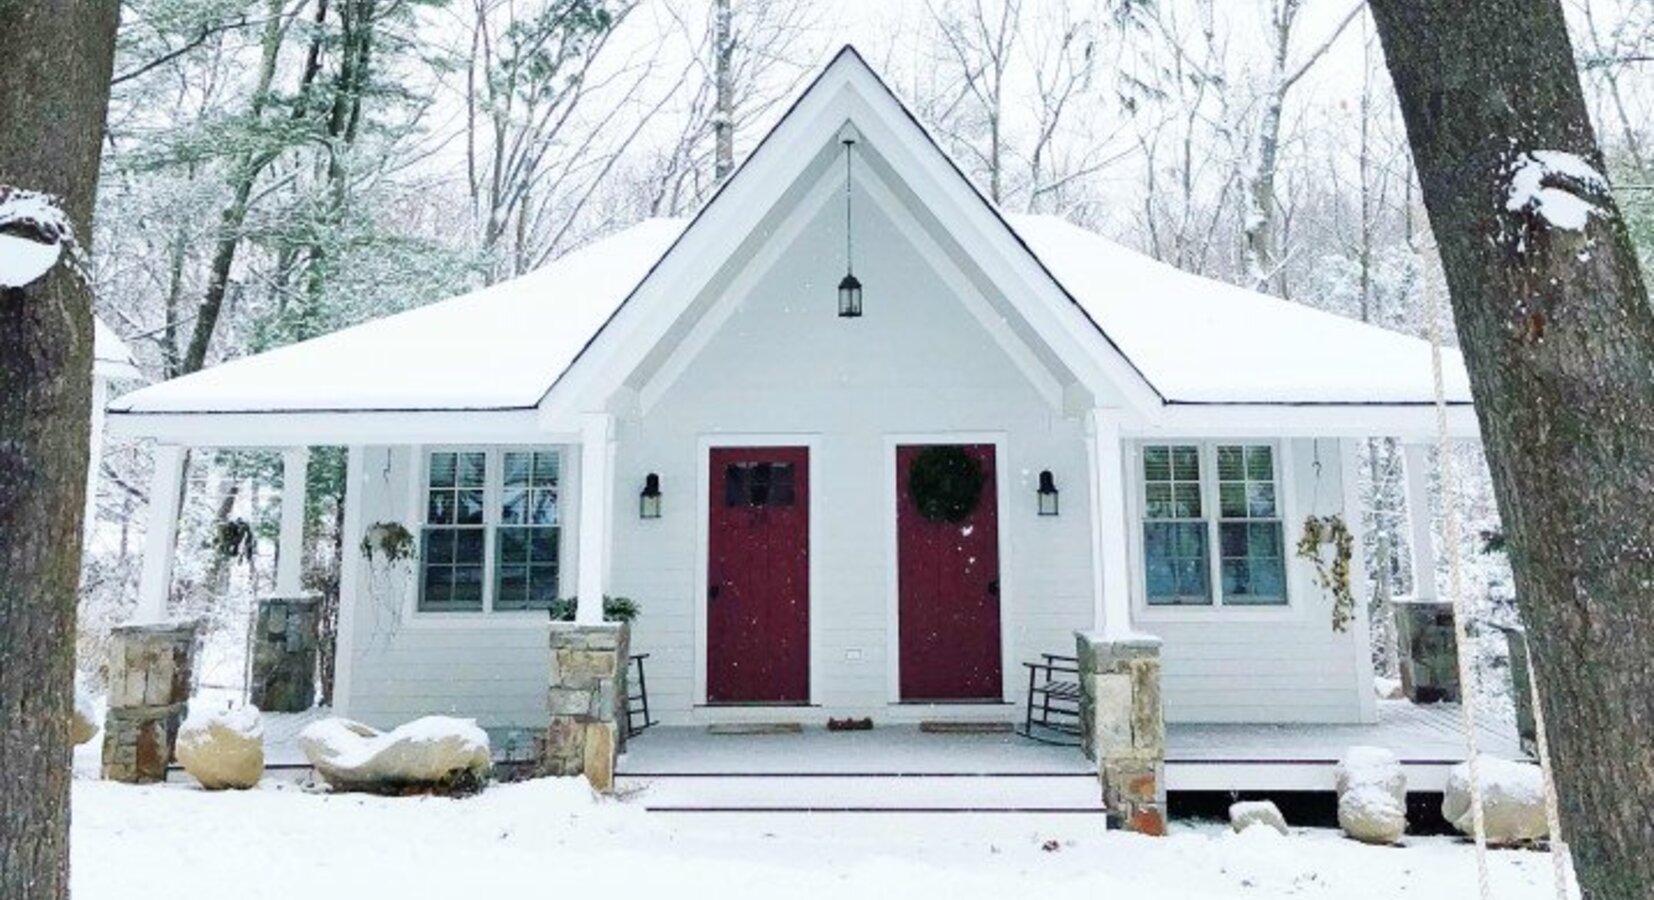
[707,446,810,704]
[897,444,1003,701]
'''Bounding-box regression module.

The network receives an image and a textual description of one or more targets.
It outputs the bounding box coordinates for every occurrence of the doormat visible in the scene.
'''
[707,723,804,735]
[919,721,1014,734]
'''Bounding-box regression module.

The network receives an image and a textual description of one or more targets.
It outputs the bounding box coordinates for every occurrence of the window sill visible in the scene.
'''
[400,611,555,631]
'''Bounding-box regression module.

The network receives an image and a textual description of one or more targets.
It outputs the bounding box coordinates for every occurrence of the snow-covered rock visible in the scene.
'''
[0,188,75,288]
[177,704,265,790]
[1229,800,1289,835]
[1336,746,1406,844]
[1374,676,1403,700]
[1339,784,1407,845]
[299,716,491,793]
[71,687,100,746]
[1442,755,1548,846]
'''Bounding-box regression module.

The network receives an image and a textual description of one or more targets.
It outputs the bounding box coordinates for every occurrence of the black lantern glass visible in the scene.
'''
[1037,470,1059,516]
[838,273,863,318]
[639,472,662,519]
[838,137,863,318]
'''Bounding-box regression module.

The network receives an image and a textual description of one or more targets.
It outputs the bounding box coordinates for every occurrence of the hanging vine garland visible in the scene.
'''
[1296,514,1355,632]
[907,446,985,523]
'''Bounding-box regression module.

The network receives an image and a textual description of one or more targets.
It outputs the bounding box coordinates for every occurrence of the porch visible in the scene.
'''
[606,700,1522,812]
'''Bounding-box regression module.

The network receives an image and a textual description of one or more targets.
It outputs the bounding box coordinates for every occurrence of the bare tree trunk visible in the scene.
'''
[712,0,735,183]
[1370,2,1654,896]
[0,3,121,897]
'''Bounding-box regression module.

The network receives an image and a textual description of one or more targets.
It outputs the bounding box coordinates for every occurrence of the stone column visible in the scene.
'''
[102,621,199,783]
[250,593,320,712]
[1076,630,1166,835]
[1393,597,1460,703]
[543,622,630,791]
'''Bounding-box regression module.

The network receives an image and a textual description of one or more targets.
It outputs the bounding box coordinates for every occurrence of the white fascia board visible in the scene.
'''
[1132,402,1482,440]
[106,408,564,447]
[832,85,1161,422]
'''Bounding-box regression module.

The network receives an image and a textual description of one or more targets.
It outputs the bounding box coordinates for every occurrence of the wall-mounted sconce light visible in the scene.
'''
[639,472,662,519]
[1037,470,1059,516]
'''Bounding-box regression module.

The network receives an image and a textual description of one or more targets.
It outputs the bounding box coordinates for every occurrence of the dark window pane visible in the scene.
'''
[724,464,746,507]
[503,452,530,487]
[529,527,558,562]
[527,564,559,608]
[530,489,558,525]
[1216,445,1244,481]
[451,565,484,609]
[1176,558,1210,597]
[457,490,485,525]
[423,529,456,565]
[1144,483,1172,518]
[1249,522,1282,558]
[1219,482,1246,518]
[1222,558,1250,595]
[1173,483,1202,518]
[1172,445,1200,480]
[497,528,528,564]
[771,464,796,506]
[421,565,453,608]
[1248,483,1277,518]
[457,452,486,487]
[1246,445,1274,481]
[532,452,559,485]
[1143,446,1170,481]
[428,491,454,525]
[1175,522,1208,558]
[500,488,528,525]
[429,453,457,488]
[454,529,485,564]
[1220,522,1248,558]
[495,565,528,610]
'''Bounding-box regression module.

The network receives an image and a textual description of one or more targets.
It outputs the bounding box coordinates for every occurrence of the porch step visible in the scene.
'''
[614,773,1105,813]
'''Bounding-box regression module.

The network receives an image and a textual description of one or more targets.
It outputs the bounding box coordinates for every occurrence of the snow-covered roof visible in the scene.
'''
[109,45,1472,438]
[94,317,144,382]
[110,219,685,415]
[1007,216,1472,406]
[108,213,1469,418]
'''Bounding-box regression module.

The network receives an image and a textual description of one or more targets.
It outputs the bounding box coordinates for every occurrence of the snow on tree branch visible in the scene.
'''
[0,186,80,289]
[1503,150,1610,232]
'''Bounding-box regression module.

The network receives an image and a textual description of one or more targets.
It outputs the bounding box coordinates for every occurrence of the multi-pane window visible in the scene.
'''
[1142,445,1210,605]
[419,448,562,613]
[495,451,561,611]
[1139,443,1288,608]
[422,451,487,612]
[1216,445,1286,604]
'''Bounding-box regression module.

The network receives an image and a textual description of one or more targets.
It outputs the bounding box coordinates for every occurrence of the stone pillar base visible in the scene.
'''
[102,621,199,783]
[1394,598,1460,703]
[1077,630,1166,835]
[250,593,320,712]
[543,622,629,792]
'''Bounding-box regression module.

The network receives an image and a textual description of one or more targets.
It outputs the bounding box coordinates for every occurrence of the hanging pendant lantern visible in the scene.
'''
[838,137,863,318]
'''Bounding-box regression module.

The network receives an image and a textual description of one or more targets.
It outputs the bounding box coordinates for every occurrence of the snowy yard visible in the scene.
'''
[73,777,1565,900]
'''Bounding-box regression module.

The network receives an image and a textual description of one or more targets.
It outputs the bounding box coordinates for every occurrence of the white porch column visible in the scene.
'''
[135,443,187,623]
[83,376,109,548]
[275,447,310,595]
[576,413,615,625]
[1087,408,1133,638]
[1402,443,1438,600]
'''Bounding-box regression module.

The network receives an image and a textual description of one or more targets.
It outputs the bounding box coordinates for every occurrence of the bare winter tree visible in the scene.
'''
[0,3,122,898]
[1370,1,1654,896]
[1239,0,1362,295]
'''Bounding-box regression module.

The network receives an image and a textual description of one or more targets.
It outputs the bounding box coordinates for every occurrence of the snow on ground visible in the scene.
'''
[73,777,1565,900]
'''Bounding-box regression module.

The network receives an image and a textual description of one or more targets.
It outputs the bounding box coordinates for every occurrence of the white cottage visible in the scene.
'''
[108,48,1488,797]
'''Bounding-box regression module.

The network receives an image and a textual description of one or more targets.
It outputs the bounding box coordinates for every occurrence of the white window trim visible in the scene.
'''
[1128,439,1303,622]
[407,445,569,623]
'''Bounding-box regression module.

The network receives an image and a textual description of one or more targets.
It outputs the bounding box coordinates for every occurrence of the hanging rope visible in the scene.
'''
[1524,640,1574,900]
[1420,234,1494,900]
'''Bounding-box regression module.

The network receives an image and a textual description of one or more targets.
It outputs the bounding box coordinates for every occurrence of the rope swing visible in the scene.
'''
[1419,227,1572,900]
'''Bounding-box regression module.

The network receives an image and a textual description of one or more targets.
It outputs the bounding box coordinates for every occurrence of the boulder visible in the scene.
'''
[176,704,264,790]
[1336,746,1407,844]
[299,716,491,793]
[71,687,99,746]
[1442,755,1549,846]
[1229,800,1289,835]
[1339,784,1407,845]
[1374,676,1404,701]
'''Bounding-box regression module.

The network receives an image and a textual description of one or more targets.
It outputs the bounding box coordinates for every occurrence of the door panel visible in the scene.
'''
[897,443,1003,701]
[707,446,810,704]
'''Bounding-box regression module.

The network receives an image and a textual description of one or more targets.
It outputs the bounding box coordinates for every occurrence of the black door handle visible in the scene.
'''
[988,579,1000,597]
[708,583,720,600]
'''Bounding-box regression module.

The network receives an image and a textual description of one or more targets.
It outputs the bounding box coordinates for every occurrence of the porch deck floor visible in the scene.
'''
[1168,700,1523,764]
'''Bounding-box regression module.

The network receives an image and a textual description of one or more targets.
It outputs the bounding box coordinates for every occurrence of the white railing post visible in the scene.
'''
[134,443,187,623]
[275,446,309,596]
[1403,443,1439,600]
[576,413,614,625]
